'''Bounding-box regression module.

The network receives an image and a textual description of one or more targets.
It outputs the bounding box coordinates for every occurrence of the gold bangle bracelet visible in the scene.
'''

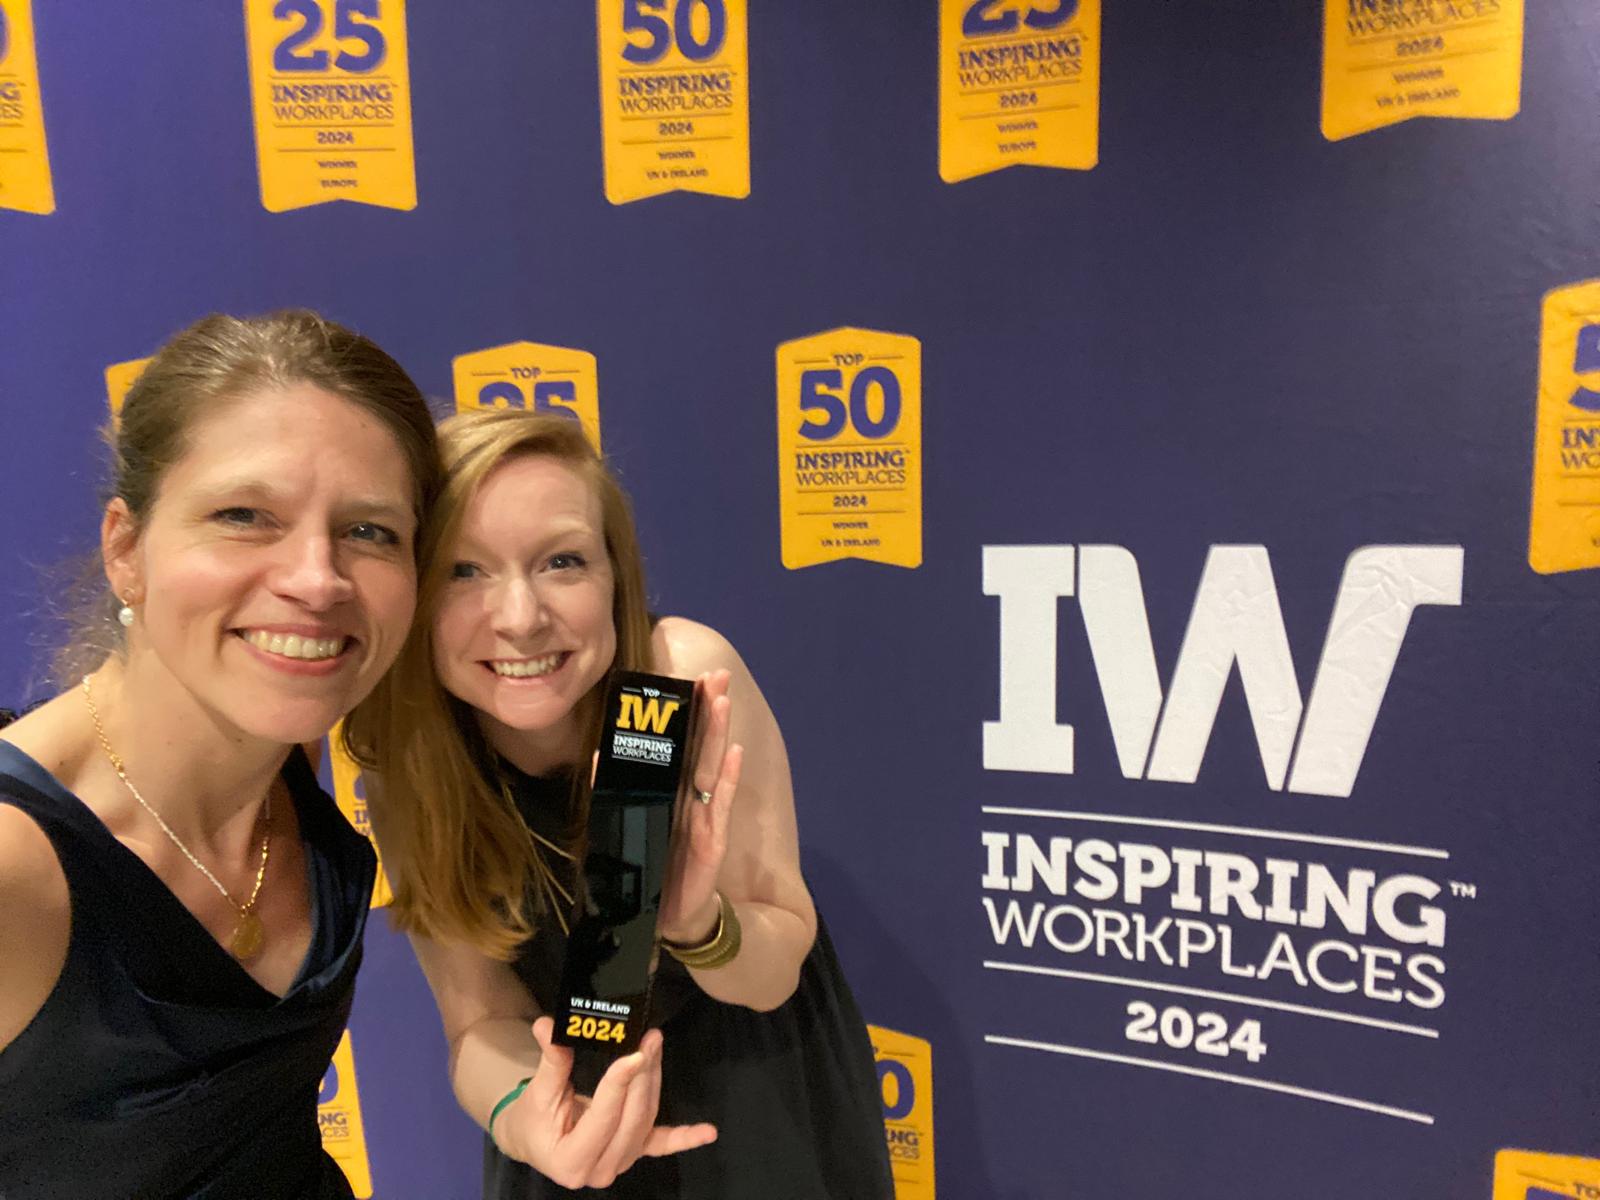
[663,891,742,970]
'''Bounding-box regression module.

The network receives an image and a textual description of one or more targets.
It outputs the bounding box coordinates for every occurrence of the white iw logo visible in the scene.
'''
[983,545,1464,798]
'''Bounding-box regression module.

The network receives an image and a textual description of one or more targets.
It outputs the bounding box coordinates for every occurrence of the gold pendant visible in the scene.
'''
[229,911,265,961]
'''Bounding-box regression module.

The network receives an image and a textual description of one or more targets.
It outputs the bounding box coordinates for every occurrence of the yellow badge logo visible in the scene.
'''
[617,694,680,735]
[868,1025,936,1200]
[318,1030,375,1198]
[243,0,418,211]
[0,0,54,216]
[595,0,750,204]
[326,722,394,909]
[1492,1149,1600,1200]
[776,328,922,570]
[1321,0,1523,141]
[0,0,55,214]
[452,341,602,452]
[104,357,152,421]
[938,0,1100,182]
[1529,279,1600,575]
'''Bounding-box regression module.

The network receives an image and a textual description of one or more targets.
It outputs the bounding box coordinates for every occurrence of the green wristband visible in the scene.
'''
[488,1076,532,1146]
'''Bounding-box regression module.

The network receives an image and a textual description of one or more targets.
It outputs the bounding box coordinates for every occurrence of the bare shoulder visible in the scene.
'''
[651,616,748,679]
[0,799,67,891]
[0,797,71,1051]
[0,689,90,783]
[652,617,783,736]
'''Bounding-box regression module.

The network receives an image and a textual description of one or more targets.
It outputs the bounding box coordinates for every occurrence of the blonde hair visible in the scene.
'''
[345,410,655,959]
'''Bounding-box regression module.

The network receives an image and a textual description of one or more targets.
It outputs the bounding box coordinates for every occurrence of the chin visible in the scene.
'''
[442,676,552,730]
[487,700,569,734]
[231,698,352,747]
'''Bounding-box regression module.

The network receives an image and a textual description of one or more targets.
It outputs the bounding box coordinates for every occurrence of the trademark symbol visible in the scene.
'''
[1449,881,1478,899]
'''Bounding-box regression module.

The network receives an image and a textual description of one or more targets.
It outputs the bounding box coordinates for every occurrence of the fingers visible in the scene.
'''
[680,731,741,851]
[513,1027,714,1188]
[693,698,731,798]
[551,1044,648,1178]
[588,1030,664,1182]
[640,1121,719,1158]
[692,671,733,798]
[532,1015,556,1053]
[494,1017,572,1165]
[715,742,742,811]
[526,1016,575,1110]
[705,742,742,860]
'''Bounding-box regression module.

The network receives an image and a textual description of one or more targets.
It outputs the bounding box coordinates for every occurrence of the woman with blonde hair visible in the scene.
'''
[347,408,892,1197]
[0,310,437,1198]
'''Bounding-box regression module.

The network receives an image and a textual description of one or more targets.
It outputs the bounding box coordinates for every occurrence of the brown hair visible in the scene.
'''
[54,309,441,685]
[345,409,655,959]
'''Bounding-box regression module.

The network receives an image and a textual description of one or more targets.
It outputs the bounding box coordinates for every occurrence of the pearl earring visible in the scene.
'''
[117,597,135,627]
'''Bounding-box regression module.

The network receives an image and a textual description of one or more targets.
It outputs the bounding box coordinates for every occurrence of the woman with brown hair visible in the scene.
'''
[347,408,893,1197]
[0,310,441,1199]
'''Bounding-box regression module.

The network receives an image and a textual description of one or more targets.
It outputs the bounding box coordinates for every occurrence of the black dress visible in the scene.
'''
[484,765,894,1200]
[0,741,375,1200]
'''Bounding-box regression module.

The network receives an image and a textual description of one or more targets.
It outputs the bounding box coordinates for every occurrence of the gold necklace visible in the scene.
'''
[498,777,575,936]
[81,675,272,961]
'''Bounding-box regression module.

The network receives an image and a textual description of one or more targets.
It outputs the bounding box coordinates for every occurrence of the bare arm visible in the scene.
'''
[360,772,544,1130]
[407,928,542,1131]
[654,619,818,1012]
[0,803,70,1052]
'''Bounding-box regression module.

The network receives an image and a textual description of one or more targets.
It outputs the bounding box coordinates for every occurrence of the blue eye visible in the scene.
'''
[548,552,587,571]
[348,522,400,547]
[450,562,481,580]
[213,507,260,526]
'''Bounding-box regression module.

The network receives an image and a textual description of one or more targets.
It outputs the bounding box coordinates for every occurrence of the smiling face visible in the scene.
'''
[431,453,617,770]
[105,382,419,745]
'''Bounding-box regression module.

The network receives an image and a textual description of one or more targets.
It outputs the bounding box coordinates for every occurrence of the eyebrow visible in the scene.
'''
[345,501,415,527]
[192,480,413,524]
[453,518,600,555]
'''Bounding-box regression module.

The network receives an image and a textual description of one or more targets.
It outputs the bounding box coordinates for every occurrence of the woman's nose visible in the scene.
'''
[271,533,355,611]
[489,577,547,639]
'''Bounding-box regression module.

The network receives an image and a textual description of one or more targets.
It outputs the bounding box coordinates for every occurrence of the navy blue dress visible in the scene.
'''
[483,765,894,1200]
[0,741,375,1200]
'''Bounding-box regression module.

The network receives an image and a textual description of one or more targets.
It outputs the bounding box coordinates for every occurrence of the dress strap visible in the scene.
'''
[0,742,97,842]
